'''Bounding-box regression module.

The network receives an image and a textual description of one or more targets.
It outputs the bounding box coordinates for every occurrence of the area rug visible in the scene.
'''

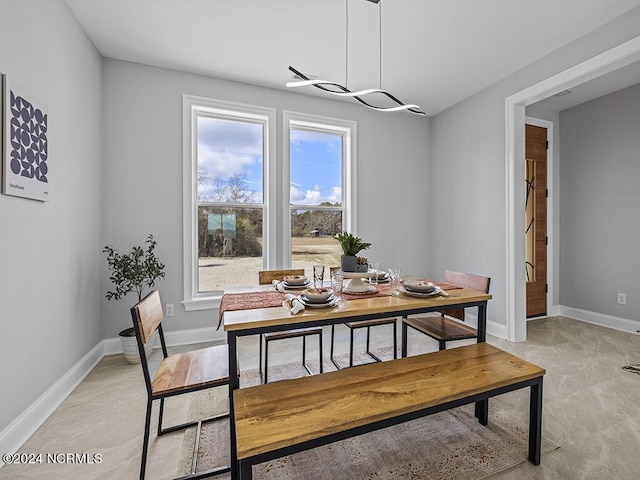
[177,352,559,479]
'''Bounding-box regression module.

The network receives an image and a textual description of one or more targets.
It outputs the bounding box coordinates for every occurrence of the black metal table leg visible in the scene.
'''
[476,303,487,343]
[474,302,489,425]
[238,459,252,480]
[529,377,543,465]
[474,399,489,425]
[229,332,239,480]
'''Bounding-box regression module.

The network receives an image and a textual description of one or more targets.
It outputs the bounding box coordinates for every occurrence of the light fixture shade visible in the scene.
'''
[287,66,425,115]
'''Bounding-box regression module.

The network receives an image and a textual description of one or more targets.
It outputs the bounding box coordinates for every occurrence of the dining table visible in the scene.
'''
[221,279,492,479]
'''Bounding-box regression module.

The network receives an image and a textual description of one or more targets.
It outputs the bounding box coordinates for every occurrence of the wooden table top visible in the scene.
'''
[233,342,544,459]
[223,287,492,332]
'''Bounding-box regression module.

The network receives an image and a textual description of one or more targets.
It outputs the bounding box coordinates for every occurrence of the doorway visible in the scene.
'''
[525,124,547,317]
[505,35,640,342]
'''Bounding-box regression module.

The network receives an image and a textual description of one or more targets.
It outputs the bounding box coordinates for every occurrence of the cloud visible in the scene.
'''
[290,184,342,205]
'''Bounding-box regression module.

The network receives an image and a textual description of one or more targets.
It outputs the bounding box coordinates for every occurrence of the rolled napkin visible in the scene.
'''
[284,293,305,314]
[272,279,285,292]
[435,286,450,297]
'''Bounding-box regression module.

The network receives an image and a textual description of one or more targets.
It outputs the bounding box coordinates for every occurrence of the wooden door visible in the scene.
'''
[525,124,547,317]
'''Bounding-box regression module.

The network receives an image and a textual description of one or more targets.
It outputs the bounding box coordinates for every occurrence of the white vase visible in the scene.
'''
[119,328,157,364]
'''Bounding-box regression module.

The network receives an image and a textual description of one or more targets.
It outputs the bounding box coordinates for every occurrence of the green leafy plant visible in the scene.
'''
[335,231,371,256]
[103,234,166,302]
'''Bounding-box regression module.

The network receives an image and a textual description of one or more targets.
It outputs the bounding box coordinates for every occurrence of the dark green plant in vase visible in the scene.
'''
[335,231,371,272]
[103,234,166,363]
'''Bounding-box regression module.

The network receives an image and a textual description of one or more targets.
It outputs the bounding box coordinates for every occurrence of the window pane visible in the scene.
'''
[291,209,342,273]
[198,206,263,291]
[290,129,342,206]
[197,116,264,203]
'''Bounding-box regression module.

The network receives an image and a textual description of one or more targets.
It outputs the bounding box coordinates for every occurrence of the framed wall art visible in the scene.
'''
[1,74,50,202]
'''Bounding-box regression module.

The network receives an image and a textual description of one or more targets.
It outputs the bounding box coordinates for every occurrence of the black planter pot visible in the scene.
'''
[341,255,357,272]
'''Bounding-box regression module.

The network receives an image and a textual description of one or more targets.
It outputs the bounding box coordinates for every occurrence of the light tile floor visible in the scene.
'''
[1,316,639,479]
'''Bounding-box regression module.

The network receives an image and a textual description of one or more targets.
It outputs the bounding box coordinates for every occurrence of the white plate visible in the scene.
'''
[302,288,333,302]
[399,286,440,298]
[343,285,378,295]
[283,275,309,286]
[284,281,310,290]
[298,297,338,308]
[300,293,335,304]
[403,281,436,293]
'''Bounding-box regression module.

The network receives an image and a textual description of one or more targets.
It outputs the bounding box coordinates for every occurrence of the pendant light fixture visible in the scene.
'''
[286,0,425,115]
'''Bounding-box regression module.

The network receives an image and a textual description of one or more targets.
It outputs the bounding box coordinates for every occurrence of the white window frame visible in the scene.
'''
[182,95,276,311]
[282,111,357,264]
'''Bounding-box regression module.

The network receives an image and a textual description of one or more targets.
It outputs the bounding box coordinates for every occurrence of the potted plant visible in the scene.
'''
[335,231,371,272]
[104,234,166,364]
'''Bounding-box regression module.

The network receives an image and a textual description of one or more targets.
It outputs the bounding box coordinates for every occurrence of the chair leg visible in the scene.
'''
[439,340,446,351]
[301,336,314,376]
[157,397,165,436]
[318,330,323,373]
[140,398,153,480]
[330,324,342,370]
[349,327,355,367]
[401,319,408,358]
[392,321,398,359]
[264,337,270,384]
[363,326,383,363]
[258,334,263,382]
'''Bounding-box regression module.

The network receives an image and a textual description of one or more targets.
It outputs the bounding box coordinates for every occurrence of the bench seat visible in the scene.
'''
[233,342,545,479]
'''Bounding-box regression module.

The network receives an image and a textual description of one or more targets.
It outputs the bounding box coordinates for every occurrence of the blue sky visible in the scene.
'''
[197,117,342,205]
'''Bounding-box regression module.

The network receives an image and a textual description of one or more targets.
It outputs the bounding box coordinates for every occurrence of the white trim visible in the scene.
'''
[525,116,554,320]
[282,111,358,262]
[0,342,103,464]
[0,327,228,463]
[182,95,276,310]
[103,326,226,355]
[557,306,640,335]
[463,312,509,341]
[505,35,640,342]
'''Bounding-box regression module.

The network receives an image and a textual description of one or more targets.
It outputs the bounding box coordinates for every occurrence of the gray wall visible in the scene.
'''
[0,0,103,432]
[101,59,430,340]
[430,7,640,333]
[559,83,640,320]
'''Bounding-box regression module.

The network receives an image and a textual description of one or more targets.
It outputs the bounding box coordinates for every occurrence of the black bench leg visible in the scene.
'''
[475,399,489,426]
[239,459,252,480]
[529,377,543,465]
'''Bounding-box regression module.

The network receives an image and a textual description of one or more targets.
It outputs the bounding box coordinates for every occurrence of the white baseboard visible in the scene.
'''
[462,312,508,341]
[557,305,640,334]
[103,326,225,355]
[0,342,104,467]
[1,326,225,465]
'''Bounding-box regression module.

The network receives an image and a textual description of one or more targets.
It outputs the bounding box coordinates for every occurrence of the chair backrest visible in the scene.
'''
[258,269,305,285]
[131,290,163,345]
[442,270,491,321]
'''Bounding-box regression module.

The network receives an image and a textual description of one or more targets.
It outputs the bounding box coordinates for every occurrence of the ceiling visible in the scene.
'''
[65,0,640,116]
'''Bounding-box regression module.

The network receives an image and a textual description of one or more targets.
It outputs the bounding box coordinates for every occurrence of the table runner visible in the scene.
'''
[218,281,461,330]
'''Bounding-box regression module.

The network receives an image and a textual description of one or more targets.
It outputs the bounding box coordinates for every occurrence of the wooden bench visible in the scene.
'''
[233,343,545,479]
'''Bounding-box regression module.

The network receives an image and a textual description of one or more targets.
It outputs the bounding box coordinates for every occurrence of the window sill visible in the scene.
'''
[183,295,222,312]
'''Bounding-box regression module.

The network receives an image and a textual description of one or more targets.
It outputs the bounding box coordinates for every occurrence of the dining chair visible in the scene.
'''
[131,290,230,480]
[329,267,397,369]
[258,269,323,384]
[401,270,491,356]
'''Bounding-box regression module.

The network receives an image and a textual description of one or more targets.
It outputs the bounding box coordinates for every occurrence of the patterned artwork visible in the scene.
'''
[2,74,50,201]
